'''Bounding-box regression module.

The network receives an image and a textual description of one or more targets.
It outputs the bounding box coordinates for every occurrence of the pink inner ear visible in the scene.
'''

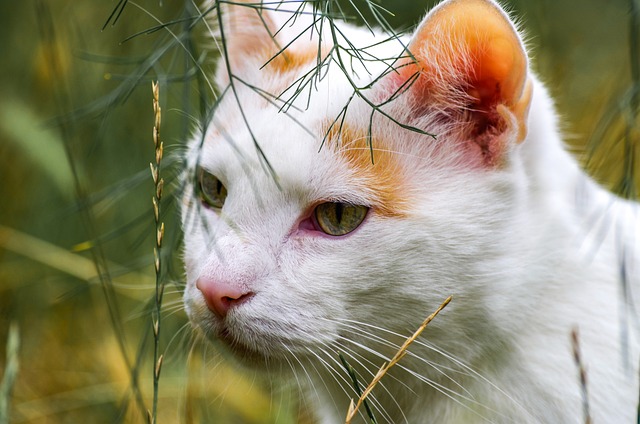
[405,0,527,104]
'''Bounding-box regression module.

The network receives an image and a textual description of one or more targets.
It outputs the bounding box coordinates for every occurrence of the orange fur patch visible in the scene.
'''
[251,44,323,95]
[266,47,318,74]
[406,0,527,107]
[323,122,408,218]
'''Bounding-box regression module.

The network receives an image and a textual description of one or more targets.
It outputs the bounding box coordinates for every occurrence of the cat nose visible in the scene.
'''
[196,278,254,318]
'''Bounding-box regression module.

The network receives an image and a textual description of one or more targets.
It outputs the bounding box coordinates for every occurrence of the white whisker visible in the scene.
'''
[333,340,409,423]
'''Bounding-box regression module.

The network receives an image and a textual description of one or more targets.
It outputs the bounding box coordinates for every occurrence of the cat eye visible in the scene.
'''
[197,168,227,209]
[314,202,368,236]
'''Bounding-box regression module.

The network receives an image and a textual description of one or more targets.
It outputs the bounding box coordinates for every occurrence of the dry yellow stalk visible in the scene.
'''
[345,295,452,424]
[150,80,165,424]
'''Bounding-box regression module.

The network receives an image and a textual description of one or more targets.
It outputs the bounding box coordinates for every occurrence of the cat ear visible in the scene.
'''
[226,3,279,65]
[386,0,533,166]
[205,1,279,85]
[207,1,315,86]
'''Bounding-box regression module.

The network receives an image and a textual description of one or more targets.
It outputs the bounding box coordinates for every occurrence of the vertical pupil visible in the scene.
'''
[216,179,222,196]
[335,203,343,224]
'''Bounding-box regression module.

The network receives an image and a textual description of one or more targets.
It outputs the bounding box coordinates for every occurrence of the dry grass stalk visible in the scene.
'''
[571,328,592,424]
[149,80,166,424]
[345,295,452,424]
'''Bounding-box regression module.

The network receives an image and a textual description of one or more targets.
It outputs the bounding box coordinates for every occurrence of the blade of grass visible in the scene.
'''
[339,353,377,424]
[34,6,145,419]
[0,323,20,424]
[0,224,153,300]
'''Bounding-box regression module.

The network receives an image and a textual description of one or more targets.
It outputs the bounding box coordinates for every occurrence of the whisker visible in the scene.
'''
[334,340,408,423]
[282,346,309,399]
[324,316,530,421]
[335,334,416,393]
[317,345,399,424]
[307,346,360,410]
[336,322,473,397]
[335,331,487,416]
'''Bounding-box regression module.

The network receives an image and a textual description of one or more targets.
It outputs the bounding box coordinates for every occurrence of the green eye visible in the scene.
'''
[314,202,368,236]
[197,168,227,208]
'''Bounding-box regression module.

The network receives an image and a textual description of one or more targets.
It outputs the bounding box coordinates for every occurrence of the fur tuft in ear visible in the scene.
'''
[388,0,532,166]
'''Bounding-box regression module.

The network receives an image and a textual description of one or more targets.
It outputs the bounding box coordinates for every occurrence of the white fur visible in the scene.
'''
[182,0,640,422]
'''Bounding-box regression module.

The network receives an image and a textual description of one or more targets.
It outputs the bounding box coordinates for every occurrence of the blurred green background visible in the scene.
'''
[0,0,637,423]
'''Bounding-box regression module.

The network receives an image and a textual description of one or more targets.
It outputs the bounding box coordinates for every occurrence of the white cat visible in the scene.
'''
[182,0,640,422]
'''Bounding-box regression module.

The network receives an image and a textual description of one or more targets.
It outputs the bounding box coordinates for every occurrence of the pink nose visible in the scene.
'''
[196,278,254,318]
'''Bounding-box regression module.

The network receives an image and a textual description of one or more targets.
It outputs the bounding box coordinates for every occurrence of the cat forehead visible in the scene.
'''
[203,7,406,167]
[197,96,430,221]
[199,57,360,178]
[195,92,410,215]
[195,17,419,213]
[201,111,321,180]
[196,106,356,201]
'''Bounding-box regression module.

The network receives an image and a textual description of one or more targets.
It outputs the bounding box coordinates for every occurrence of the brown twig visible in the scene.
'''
[571,328,592,424]
[345,295,452,424]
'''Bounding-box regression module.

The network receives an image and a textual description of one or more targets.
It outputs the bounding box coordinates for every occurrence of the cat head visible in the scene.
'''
[182,0,534,367]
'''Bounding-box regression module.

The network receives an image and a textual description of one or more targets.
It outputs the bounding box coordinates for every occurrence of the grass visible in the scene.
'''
[342,296,452,424]
[0,322,19,424]
[149,80,166,424]
[0,0,637,423]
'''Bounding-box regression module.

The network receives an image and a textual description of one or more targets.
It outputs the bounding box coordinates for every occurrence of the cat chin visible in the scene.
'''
[208,328,322,371]
[195,314,328,368]
[214,329,276,367]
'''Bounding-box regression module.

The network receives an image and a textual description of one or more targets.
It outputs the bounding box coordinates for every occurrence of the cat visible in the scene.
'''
[181,0,640,422]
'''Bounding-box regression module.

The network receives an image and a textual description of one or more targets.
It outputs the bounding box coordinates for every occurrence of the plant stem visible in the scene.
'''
[149,81,165,424]
[345,295,452,424]
[0,323,19,424]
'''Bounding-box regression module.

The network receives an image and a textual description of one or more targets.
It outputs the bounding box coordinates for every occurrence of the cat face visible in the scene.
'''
[181,97,438,364]
[182,0,533,368]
